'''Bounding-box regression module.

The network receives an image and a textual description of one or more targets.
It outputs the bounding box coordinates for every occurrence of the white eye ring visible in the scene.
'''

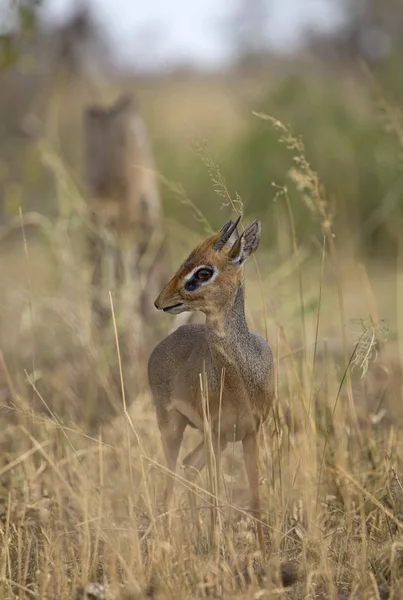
[184,265,218,285]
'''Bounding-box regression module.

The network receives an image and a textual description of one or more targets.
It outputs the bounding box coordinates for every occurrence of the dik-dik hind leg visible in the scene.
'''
[159,411,187,508]
[242,432,266,555]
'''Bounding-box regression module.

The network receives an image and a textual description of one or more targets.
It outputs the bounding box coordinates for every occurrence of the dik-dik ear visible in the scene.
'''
[228,220,261,266]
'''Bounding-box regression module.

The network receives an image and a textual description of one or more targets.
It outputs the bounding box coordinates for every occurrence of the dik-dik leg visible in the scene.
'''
[242,431,266,554]
[183,436,228,488]
[182,440,205,532]
[158,409,187,508]
[183,436,228,535]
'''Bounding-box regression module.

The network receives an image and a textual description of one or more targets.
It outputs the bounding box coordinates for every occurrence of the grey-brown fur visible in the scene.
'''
[148,218,275,553]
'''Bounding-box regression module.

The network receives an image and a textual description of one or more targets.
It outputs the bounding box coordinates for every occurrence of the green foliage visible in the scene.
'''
[0,0,41,70]
[157,71,403,259]
[234,74,403,256]
[18,1,40,34]
[0,33,18,68]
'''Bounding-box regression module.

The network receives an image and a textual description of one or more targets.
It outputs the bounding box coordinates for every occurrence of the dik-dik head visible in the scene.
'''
[84,94,135,196]
[154,218,261,315]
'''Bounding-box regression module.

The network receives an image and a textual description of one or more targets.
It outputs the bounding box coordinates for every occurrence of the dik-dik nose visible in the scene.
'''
[154,299,161,310]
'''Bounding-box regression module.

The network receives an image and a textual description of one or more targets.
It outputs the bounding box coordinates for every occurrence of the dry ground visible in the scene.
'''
[0,201,403,600]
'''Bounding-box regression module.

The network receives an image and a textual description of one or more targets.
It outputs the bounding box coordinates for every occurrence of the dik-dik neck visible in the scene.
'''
[205,281,251,379]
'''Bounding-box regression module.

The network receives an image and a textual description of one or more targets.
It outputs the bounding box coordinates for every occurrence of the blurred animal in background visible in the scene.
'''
[84,93,169,368]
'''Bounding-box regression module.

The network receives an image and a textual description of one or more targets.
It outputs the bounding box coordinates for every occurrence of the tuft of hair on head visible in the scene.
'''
[228,219,261,266]
[213,216,241,251]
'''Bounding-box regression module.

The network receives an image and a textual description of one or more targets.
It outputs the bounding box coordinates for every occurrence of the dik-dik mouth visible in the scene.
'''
[162,302,186,314]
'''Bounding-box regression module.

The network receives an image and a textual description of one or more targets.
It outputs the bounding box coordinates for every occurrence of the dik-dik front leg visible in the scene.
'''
[182,435,228,538]
[182,436,228,488]
[242,431,266,555]
[158,409,188,508]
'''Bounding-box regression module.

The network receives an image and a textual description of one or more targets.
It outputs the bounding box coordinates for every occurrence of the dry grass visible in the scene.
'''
[1,120,403,600]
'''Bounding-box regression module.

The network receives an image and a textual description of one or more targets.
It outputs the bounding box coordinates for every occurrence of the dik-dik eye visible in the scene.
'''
[184,265,216,292]
[195,268,213,281]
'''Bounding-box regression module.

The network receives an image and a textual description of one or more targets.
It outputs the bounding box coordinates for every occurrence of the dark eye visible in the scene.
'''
[184,267,214,292]
[196,268,212,281]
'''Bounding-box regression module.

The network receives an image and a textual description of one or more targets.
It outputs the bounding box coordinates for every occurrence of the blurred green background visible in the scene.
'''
[1,0,403,262]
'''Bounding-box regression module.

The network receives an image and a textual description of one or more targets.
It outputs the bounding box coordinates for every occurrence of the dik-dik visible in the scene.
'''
[148,217,275,552]
[84,93,167,331]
